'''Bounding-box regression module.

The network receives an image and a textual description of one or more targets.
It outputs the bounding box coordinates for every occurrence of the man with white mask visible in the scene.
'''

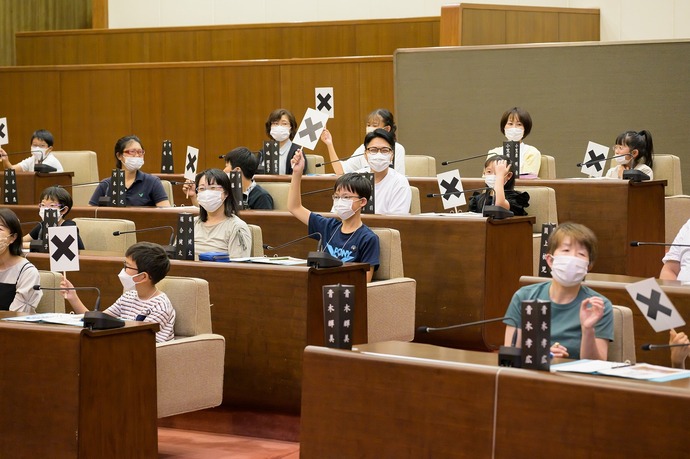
[487,107,542,177]
[502,222,614,360]
[0,129,64,172]
[258,108,305,175]
[322,128,412,215]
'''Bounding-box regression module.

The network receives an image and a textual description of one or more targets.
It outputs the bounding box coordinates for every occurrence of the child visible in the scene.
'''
[321,128,411,215]
[23,186,85,250]
[605,130,654,179]
[60,241,175,343]
[503,222,614,360]
[288,149,380,282]
[0,129,64,172]
[660,217,690,281]
[469,155,529,216]
[258,108,305,174]
[223,147,274,209]
[487,107,541,176]
[0,208,42,312]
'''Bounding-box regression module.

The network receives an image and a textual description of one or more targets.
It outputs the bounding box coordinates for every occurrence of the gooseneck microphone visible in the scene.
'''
[113,226,176,258]
[576,153,627,168]
[315,153,365,168]
[426,186,492,198]
[264,232,343,268]
[301,187,333,197]
[630,241,690,248]
[32,285,124,330]
[641,342,690,351]
[441,153,487,166]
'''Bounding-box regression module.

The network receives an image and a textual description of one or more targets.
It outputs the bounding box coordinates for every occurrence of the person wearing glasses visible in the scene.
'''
[88,135,171,207]
[321,128,411,215]
[257,108,305,174]
[60,242,175,343]
[288,147,380,282]
[22,186,85,250]
[182,168,252,259]
[605,130,654,179]
[0,129,64,172]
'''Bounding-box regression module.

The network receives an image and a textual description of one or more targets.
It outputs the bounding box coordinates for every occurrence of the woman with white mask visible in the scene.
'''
[185,168,251,259]
[0,129,64,173]
[487,107,541,177]
[502,223,614,361]
[258,108,305,175]
[88,135,171,207]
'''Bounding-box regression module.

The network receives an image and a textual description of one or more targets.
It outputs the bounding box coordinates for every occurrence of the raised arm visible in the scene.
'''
[579,297,608,360]
[287,148,311,225]
[60,277,89,314]
[320,129,344,175]
[492,159,511,211]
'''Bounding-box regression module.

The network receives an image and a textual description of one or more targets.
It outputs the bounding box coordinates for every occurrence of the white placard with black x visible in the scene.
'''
[315,87,334,118]
[184,146,199,181]
[48,226,80,272]
[580,141,609,177]
[293,108,329,151]
[436,169,466,209]
[625,277,685,332]
[0,116,8,146]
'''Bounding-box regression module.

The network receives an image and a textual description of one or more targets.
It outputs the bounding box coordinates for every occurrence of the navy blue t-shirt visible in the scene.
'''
[308,213,379,270]
[29,219,85,250]
[89,170,168,206]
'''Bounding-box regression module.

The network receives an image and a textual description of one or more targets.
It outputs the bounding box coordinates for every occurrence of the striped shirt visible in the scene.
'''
[105,290,175,343]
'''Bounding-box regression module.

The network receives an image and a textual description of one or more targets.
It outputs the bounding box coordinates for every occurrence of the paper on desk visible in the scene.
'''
[3,313,84,327]
[553,359,690,382]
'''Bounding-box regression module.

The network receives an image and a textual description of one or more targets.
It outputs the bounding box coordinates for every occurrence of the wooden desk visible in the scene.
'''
[27,254,368,413]
[521,274,690,366]
[0,171,73,205]
[301,342,690,458]
[0,314,158,458]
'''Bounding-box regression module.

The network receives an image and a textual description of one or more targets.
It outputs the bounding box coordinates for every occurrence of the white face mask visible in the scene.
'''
[333,198,359,221]
[365,126,376,134]
[123,156,144,172]
[270,125,290,142]
[505,127,524,142]
[549,255,589,287]
[484,174,497,189]
[197,189,225,213]
[39,207,62,221]
[31,147,47,162]
[367,153,391,172]
[614,154,631,165]
[118,268,143,291]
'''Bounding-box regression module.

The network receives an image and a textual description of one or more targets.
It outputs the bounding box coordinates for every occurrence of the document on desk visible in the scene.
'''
[2,313,84,327]
[553,359,690,382]
[229,256,307,266]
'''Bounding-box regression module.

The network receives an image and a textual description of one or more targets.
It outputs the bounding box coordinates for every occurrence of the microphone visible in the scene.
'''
[113,227,176,258]
[426,186,491,198]
[264,232,342,268]
[416,316,521,367]
[166,180,188,186]
[641,343,690,351]
[33,285,124,330]
[301,187,332,197]
[1,150,35,156]
[58,180,109,189]
[21,221,46,253]
[441,153,487,166]
[315,153,364,168]
[630,241,690,248]
[576,153,626,168]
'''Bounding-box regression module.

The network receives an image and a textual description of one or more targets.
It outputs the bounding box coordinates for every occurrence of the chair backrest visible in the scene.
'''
[653,154,683,196]
[305,154,325,175]
[36,270,65,313]
[247,224,264,257]
[538,155,557,179]
[257,182,289,210]
[73,217,136,253]
[70,183,98,207]
[404,155,437,177]
[51,151,99,183]
[409,186,421,214]
[157,276,212,338]
[160,180,175,206]
[609,305,636,363]
[664,195,690,243]
[514,186,558,233]
[371,227,404,281]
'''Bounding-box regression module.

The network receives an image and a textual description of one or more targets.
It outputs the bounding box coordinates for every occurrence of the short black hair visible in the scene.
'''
[0,208,24,257]
[114,135,144,169]
[484,154,516,190]
[31,129,54,148]
[499,107,533,139]
[265,109,297,140]
[125,242,170,284]
[363,128,395,151]
[334,173,372,199]
[195,168,239,221]
[225,147,259,179]
[39,186,74,216]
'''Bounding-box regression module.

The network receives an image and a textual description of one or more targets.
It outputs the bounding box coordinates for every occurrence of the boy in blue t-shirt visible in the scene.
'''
[288,149,379,282]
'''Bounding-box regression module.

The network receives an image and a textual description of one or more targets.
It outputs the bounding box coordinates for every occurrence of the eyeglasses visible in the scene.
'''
[123,262,141,273]
[31,144,49,149]
[123,149,145,157]
[332,194,361,200]
[366,147,393,154]
[196,185,225,193]
[39,203,64,210]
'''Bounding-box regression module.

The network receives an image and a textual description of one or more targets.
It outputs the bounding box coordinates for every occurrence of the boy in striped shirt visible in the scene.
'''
[61,242,175,342]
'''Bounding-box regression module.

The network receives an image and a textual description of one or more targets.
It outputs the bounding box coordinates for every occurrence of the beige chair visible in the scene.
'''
[664,195,690,243]
[538,155,556,179]
[36,270,65,313]
[368,228,416,342]
[305,154,325,175]
[247,223,264,257]
[653,154,683,196]
[404,155,437,177]
[258,182,289,210]
[608,305,636,364]
[515,186,558,275]
[73,217,136,253]
[160,179,175,206]
[155,276,225,418]
[409,186,421,215]
[51,151,100,207]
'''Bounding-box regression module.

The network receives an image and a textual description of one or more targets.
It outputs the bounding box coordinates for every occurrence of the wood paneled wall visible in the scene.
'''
[0,0,92,66]
[440,3,599,46]
[15,17,440,66]
[0,57,393,180]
